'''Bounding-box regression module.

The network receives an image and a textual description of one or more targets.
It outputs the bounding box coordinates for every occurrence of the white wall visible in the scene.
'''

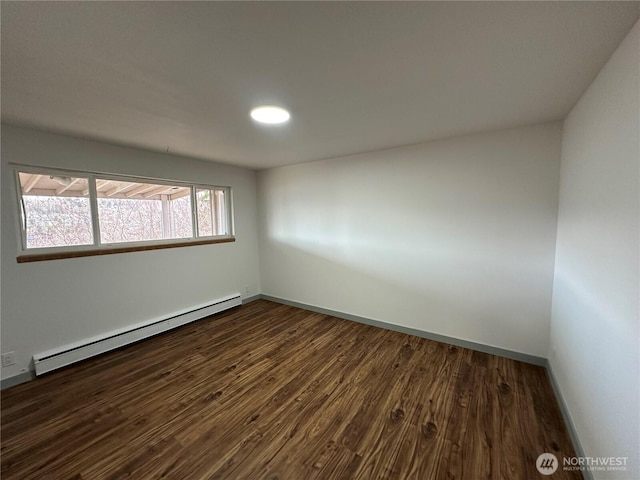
[1,125,261,381]
[258,122,562,357]
[550,20,639,479]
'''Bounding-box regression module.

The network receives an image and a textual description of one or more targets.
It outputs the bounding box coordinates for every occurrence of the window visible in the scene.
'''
[19,173,94,249]
[15,168,233,260]
[196,188,229,237]
[95,180,193,244]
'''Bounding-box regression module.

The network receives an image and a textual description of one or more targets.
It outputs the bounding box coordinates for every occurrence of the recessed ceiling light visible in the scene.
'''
[250,105,290,124]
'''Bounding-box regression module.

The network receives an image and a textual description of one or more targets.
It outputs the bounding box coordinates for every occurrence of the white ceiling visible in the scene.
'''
[2,2,638,170]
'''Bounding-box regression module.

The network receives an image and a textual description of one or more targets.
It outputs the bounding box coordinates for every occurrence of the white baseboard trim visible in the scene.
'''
[33,294,242,376]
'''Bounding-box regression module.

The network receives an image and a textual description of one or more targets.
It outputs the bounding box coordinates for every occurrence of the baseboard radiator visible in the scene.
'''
[33,293,242,376]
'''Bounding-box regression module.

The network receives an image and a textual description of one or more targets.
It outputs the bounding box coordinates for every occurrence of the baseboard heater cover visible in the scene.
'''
[33,293,242,376]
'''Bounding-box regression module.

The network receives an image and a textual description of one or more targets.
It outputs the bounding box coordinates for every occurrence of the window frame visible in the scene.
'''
[12,165,235,262]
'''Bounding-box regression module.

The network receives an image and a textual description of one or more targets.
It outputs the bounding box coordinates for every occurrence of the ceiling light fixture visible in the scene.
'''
[250,105,290,124]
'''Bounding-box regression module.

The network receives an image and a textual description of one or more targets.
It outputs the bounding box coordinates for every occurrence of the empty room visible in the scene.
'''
[1,2,638,479]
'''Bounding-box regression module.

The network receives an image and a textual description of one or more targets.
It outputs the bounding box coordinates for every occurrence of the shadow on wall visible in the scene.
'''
[263,234,544,355]
[550,268,639,457]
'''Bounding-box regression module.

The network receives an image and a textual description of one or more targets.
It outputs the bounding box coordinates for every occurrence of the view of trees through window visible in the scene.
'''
[96,181,193,244]
[20,174,94,249]
[196,188,227,237]
[18,172,230,250]
[22,195,94,248]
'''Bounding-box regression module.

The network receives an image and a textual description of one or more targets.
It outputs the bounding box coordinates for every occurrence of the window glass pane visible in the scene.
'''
[96,180,192,243]
[169,192,193,239]
[19,172,94,248]
[196,189,213,237]
[215,189,228,235]
[196,188,228,236]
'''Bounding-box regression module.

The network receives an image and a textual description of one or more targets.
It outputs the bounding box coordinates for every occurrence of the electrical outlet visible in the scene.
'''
[2,352,16,367]
[244,285,250,295]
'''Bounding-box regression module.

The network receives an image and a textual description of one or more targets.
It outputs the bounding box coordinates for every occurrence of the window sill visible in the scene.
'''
[16,237,235,263]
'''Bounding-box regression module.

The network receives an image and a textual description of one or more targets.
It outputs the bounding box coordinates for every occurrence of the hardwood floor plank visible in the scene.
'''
[1,300,581,480]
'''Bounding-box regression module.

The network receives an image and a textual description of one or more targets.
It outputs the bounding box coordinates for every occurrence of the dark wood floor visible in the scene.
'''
[1,300,581,480]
